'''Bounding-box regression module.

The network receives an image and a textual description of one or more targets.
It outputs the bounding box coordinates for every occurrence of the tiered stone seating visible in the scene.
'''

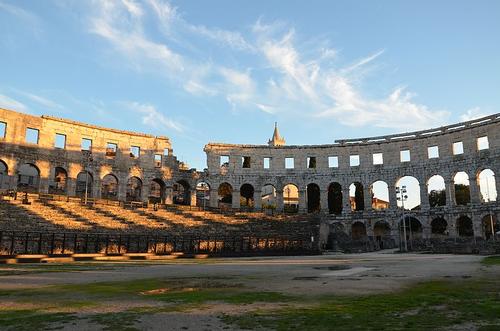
[0,198,318,238]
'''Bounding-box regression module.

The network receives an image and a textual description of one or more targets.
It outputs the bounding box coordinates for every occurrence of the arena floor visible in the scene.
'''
[0,251,499,330]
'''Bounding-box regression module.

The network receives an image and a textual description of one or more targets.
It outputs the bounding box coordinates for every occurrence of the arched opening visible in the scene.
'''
[283,183,299,214]
[49,167,68,195]
[400,216,423,242]
[456,216,474,237]
[149,178,165,204]
[431,217,448,237]
[240,183,255,209]
[396,176,421,210]
[17,163,40,192]
[101,174,119,200]
[482,214,499,240]
[374,220,391,249]
[328,182,342,215]
[306,183,320,213]
[349,182,364,211]
[478,169,497,202]
[218,182,233,208]
[371,181,389,210]
[76,171,93,198]
[0,160,8,189]
[126,177,142,201]
[196,181,210,208]
[173,180,190,205]
[327,222,348,250]
[351,222,367,240]
[427,175,446,207]
[454,172,470,205]
[261,184,277,209]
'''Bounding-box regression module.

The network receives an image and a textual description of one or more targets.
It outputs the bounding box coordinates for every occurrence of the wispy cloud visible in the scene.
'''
[0,94,29,113]
[460,107,488,122]
[15,91,64,110]
[0,1,42,35]
[124,101,184,132]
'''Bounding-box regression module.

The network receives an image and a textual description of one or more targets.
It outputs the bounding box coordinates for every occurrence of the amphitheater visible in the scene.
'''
[0,107,499,256]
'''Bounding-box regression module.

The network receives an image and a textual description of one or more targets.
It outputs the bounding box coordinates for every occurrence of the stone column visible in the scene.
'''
[445,178,455,207]
[231,190,240,209]
[254,190,262,210]
[67,178,76,197]
[298,188,307,213]
[276,189,284,212]
[419,181,430,210]
[472,214,482,238]
[117,179,127,201]
[342,186,351,215]
[140,183,149,202]
[209,189,218,208]
[320,189,329,214]
[189,189,197,206]
[422,216,432,239]
[164,186,173,205]
[363,185,372,211]
[469,175,481,205]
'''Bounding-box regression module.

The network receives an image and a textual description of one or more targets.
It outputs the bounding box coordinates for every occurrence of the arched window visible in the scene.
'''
[101,174,119,200]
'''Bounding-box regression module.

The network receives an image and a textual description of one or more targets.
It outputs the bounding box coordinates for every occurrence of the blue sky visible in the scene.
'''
[1,0,499,170]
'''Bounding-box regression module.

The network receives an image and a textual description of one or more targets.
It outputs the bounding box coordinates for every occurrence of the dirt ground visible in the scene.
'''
[0,251,498,330]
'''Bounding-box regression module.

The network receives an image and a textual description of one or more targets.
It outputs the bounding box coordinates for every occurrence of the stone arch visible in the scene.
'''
[195,181,211,208]
[431,217,448,237]
[0,159,8,189]
[306,183,320,213]
[149,178,165,203]
[283,183,299,214]
[240,183,255,208]
[482,214,498,240]
[400,216,423,240]
[261,184,277,208]
[477,169,497,202]
[396,176,421,210]
[173,180,191,205]
[49,166,68,195]
[371,180,389,210]
[456,215,474,237]
[76,171,93,198]
[327,222,348,250]
[427,175,446,207]
[101,173,119,200]
[218,182,233,207]
[327,182,342,215]
[126,176,142,201]
[351,221,367,240]
[17,163,40,192]
[349,182,364,211]
[453,172,471,205]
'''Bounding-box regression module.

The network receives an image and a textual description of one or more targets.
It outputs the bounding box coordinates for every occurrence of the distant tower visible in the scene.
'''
[268,122,286,147]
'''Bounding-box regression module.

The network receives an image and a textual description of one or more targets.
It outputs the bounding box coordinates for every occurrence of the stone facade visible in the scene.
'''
[0,108,199,205]
[202,116,500,247]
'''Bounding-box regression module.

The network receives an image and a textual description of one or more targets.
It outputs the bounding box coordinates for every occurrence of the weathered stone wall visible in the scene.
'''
[202,114,500,247]
[0,108,199,203]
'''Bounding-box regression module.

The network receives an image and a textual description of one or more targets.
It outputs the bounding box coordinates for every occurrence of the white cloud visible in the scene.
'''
[460,107,488,122]
[125,101,184,132]
[0,94,29,113]
[17,91,64,110]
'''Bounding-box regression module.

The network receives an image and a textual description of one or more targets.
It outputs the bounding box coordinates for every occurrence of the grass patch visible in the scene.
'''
[482,256,500,266]
[0,309,76,331]
[223,279,500,330]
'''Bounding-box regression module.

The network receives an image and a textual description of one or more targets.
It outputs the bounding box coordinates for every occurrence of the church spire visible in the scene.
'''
[268,122,286,146]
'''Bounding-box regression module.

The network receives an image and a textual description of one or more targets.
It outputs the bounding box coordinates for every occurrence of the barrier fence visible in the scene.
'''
[0,231,318,256]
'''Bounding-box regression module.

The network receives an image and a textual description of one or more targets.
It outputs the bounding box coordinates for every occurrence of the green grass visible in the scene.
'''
[482,256,500,266]
[222,279,500,330]
[0,309,76,331]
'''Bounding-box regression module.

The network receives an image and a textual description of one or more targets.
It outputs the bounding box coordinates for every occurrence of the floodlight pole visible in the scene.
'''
[396,186,408,252]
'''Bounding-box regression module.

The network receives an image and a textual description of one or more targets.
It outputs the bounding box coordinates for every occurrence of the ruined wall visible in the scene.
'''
[0,108,198,203]
[203,114,500,244]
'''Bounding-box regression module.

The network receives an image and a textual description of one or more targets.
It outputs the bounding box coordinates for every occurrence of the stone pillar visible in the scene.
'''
[67,178,76,197]
[472,214,482,238]
[419,182,430,210]
[445,178,455,207]
[164,186,173,205]
[209,189,218,208]
[469,175,481,205]
[276,189,284,212]
[141,183,149,202]
[254,190,262,210]
[298,189,307,213]
[364,186,372,211]
[422,216,432,239]
[189,189,197,206]
[232,190,240,209]
[388,184,397,210]
[342,186,351,214]
[449,219,457,237]
[320,189,329,214]
[93,177,100,199]
[117,179,127,201]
